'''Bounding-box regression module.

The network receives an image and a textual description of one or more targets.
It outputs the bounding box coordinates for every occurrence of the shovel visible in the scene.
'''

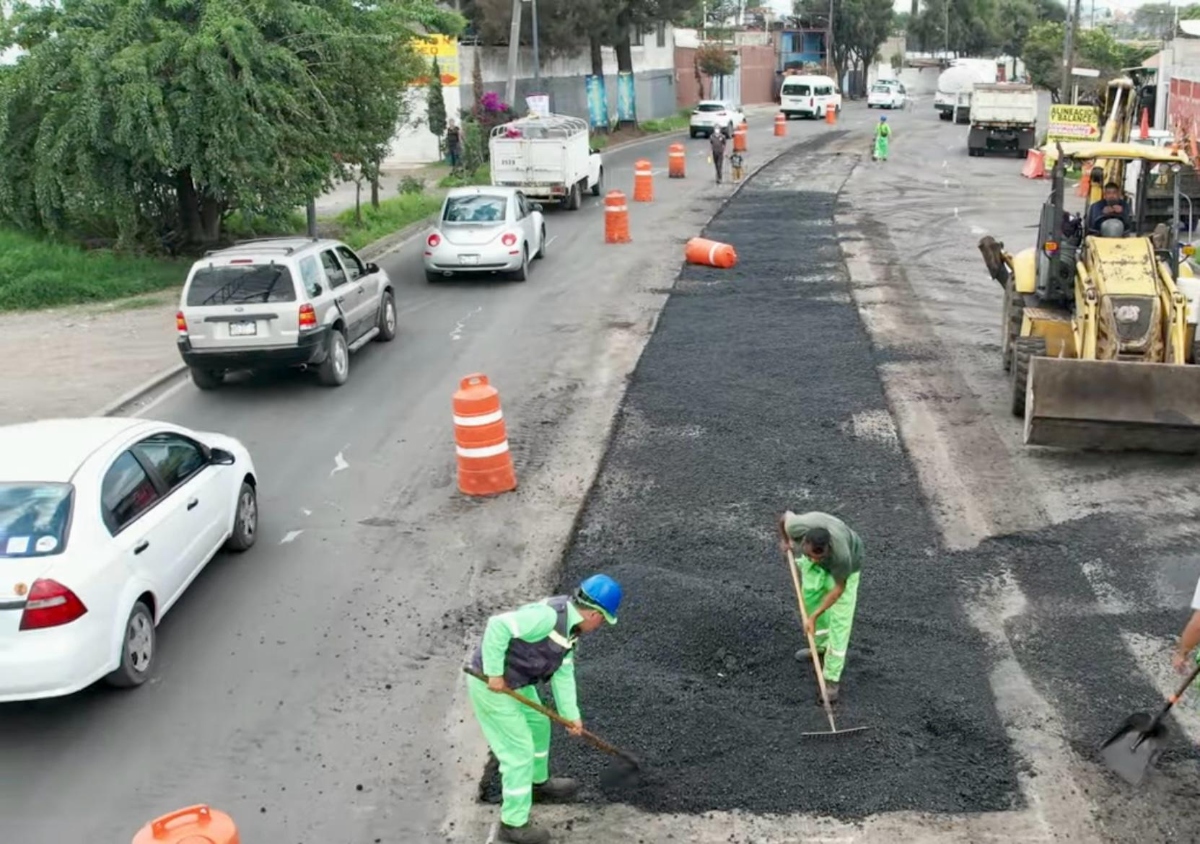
[784,545,872,738]
[462,667,643,789]
[1100,661,1200,786]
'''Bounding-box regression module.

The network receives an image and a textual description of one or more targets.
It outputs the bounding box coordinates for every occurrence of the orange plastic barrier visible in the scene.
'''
[733,122,748,152]
[133,805,239,844]
[774,113,786,137]
[1021,149,1045,179]
[453,374,517,497]
[633,159,653,202]
[1076,164,1092,198]
[668,143,686,178]
[604,190,631,243]
[685,237,738,269]
[1140,107,1150,140]
[825,106,837,125]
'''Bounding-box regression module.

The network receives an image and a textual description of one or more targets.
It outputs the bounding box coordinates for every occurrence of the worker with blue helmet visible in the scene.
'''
[466,574,622,844]
[873,114,891,162]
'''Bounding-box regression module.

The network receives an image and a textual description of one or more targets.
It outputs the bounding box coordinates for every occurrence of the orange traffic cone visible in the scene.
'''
[685,237,737,269]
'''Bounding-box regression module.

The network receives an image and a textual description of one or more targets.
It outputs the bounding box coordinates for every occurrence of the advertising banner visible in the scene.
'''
[585,75,608,129]
[617,72,637,122]
[1046,104,1100,143]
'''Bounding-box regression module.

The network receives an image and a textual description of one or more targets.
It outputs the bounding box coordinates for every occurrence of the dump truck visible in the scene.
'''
[978,141,1200,452]
[967,83,1037,157]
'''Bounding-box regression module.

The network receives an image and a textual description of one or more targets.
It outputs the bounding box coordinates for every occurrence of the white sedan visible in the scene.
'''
[424,186,546,283]
[0,417,258,702]
[868,81,907,109]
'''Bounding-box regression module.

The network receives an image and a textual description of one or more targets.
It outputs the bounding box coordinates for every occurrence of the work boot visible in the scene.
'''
[498,821,551,844]
[532,777,580,802]
[794,647,825,666]
[815,681,840,705]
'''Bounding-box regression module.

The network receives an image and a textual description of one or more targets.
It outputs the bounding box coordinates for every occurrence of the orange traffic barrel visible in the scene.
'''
[685,237,737,269]
[668,143,686,178]
[633,158,653,202]
[604,190,630,243]
[825,106,836,125]
[733,122,748,152]
[133,805,239,844]
[453,373,517,497]
[774,113,786,137]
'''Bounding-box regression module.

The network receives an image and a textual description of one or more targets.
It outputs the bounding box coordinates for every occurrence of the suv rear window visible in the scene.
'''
[444,195,508,223]
[187,264,298,306]
[0,483,72,557]
[871,84,890,93]
[696,103,726,112]
[783,84,811,96]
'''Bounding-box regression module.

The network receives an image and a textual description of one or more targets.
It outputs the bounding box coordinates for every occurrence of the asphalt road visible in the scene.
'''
[0,109,863,844]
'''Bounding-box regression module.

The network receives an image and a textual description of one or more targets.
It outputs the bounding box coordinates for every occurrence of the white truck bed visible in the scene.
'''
[489,114,602,209]
[969,84,1038,126]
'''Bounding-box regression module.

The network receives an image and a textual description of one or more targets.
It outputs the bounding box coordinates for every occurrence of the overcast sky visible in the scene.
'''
[763,0,1171,16]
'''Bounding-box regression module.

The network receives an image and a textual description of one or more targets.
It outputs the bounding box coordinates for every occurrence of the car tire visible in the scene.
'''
[190,367,223,391]
[317,329,349,386]
[568,182,582,211]
[105,601,155,689]
[511,246,529,282]
[225,480,257,552]
[591,168,603,197]
[689,129,698,138]
[376,290,397,342]
[535,226,547,259]
[426,270,443,283]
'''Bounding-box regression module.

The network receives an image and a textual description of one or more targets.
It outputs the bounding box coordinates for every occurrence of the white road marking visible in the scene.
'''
[954,207,960,218]
[545,236,558,248]
[301,508,312,517]
[970,225,986,235]
[451,306,483,341]
[131,376,190,418]
[944,179,950,188]
[331,451,349,477]
[280,530,304,544]
[942,160,948,169]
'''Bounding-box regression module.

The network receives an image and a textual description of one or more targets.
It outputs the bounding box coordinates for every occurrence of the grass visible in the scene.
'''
[438,164,491,188]
[326,193,444,250]
[637,112,693,134]
[0,229,188,312]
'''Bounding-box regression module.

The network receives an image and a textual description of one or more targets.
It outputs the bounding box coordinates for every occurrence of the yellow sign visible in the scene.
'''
[1047,104,1100,142]
[414,34,460,86]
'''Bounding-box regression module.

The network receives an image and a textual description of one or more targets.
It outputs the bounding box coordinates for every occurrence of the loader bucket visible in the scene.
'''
[1024,357,1200,453]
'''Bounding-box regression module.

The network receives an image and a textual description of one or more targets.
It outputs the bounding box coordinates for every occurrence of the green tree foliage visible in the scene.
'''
[695,43,737,77]
[797,0,894,95]
[0,0,462,249]
[905,0,1063,55]
[428,57,448,143]
[1022,21,1156,101]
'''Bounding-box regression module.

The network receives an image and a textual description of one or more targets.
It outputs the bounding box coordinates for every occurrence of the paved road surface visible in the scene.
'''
[0,109,867,844]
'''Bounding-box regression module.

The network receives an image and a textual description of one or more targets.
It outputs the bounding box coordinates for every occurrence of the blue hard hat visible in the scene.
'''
[880,116,887,121]
[578,574,622,625]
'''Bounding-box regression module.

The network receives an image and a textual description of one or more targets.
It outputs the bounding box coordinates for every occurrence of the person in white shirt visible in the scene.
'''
[1171,575,1200,674]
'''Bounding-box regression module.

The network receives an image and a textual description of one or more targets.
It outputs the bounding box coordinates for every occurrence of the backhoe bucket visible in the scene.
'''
[1025,357,1200,453]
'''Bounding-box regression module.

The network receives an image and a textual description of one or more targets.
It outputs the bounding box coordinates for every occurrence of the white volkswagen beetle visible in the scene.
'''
[423,186,547,283]
[0,417,258,702]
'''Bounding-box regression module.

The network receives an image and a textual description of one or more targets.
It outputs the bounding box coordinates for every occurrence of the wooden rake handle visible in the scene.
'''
[785,545,838,732]
[461,667,635,765]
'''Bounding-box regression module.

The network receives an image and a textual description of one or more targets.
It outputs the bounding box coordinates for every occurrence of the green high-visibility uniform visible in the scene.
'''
[467,600,583,828]
[873,122,891,161]
[785,510,864,683]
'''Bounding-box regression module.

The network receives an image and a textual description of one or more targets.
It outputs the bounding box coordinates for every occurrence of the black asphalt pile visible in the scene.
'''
[481,141,1024,819]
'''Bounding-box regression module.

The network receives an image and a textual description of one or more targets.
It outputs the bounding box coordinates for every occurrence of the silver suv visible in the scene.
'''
[176,237,397,389]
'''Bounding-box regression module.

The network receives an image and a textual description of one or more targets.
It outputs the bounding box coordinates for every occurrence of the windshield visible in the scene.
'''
[783,84,811,96]
[696,103,727,112]
[871,84,891,93]
[444,195,508,223]
[0,483,72,558]
[187,264,297,307]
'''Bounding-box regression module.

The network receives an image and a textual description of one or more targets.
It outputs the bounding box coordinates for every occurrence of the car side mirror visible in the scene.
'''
[365,262,380,274]
[209,447,236,466]
[532,202,544,212]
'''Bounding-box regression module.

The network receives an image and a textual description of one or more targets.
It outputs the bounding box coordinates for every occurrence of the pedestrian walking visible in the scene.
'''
[466,575,623,844]
[710,129,727,183]
[872,115,891,162]
[446,120,462,171]
[778,510,864,703]
[1171,573,1200,677]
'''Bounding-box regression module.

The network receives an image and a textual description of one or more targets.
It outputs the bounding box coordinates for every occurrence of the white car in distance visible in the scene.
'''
[0,418,259,703]
[868,81,907,109]
[689,100,745,138]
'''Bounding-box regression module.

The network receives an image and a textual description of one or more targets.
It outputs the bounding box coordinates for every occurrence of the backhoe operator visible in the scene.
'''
[1088,181,1132,237]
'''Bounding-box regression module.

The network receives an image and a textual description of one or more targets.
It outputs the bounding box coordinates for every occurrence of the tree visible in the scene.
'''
[428,57,448,146]
[798,0,894,96]
[695,42,736,99]
[0,0,463,249]
[1022,21,1155,102]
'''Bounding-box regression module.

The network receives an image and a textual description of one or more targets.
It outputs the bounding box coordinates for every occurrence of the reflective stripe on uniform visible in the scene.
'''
[547,630,573,650]
[503,786,532,797]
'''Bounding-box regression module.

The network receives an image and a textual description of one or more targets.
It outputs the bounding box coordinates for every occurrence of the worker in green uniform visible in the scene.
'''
[779,510,864,703]
[873,115,891,162]
[466,575,623,844]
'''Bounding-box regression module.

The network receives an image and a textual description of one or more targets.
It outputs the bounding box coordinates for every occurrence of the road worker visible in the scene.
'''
[466,574,623,844]
[1171,572,1200,677]
[872,115,891,162]
[779,510,864,703]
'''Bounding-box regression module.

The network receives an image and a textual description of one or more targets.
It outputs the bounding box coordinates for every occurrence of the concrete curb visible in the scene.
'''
[94,362,188,417]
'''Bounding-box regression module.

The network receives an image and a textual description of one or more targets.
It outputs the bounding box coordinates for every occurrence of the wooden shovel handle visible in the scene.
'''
[461,667,631,762]
[785,545,838,732]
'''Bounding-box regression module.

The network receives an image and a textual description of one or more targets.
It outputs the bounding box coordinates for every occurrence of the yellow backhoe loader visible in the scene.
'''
[979,141,1200,453]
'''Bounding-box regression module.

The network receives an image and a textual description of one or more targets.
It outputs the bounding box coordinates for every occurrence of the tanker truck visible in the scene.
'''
[935,60,998,123]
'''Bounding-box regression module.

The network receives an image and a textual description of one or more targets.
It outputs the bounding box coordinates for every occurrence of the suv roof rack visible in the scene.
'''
[203,236,320,258]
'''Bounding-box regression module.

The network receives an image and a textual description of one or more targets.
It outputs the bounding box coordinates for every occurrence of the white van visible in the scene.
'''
[780,74,842,120]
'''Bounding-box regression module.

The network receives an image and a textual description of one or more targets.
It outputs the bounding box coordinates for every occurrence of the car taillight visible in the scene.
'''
[501,233,517,247]
[19,579,87,631]
[176,311,188,337]
[427,233,441,248]
[299,303,317,329]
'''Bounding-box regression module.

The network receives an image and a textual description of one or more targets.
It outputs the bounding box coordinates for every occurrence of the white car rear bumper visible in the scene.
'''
[0,614,113,702]
[424,243,525,274]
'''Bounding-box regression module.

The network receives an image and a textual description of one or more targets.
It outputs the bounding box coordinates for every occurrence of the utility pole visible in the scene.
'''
[505,0,523,106]
[828,0,834,80]
[1061,0,1081,103]
[529,0,540,87]
[944,0,949,57]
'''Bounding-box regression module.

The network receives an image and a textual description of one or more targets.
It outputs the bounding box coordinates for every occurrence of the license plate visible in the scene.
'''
[459,255,479,265]
[229,321,257,337]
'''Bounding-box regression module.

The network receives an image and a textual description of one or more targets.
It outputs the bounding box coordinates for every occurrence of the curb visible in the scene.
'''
[94,363,189,418]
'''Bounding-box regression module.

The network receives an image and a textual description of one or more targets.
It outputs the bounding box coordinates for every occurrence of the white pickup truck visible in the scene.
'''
[489,114,604,210]
[967,83,1038,157]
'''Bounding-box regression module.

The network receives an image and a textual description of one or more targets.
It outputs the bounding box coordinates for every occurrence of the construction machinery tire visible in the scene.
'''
[1001,278,1024,372]
[1011,336,1046,418]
